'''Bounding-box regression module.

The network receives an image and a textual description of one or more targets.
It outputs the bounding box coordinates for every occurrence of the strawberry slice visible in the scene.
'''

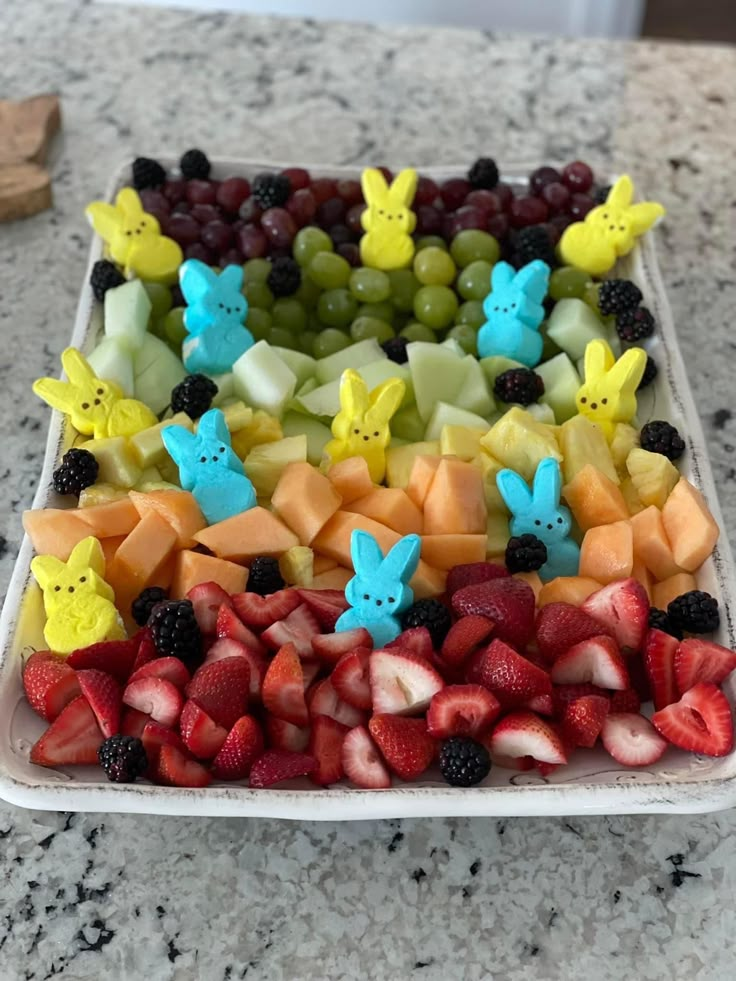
[231,589,301,629]
[186,657,251,730]
[249,749,316,787]
[385,627,434,660]
[204,637,267,701]
[440,616,495,667]
[465,638,552,708]
[451,577,535,649]
[551,682,607,716]
[331,646,372,710]
[369,649,445,715]
[489,711,567,765]
[179,699,228,759]
[581,578,649,653]
[550,635,630,690]
[561,695,609,749]
[264,714,310,752]
[76,669,122,738]
[301,659,322,690]
[262,642,309,727]
[29,695,103,767]
[307,676,366,728]
[211,715,264,780]
[308,714,350,785]
[67,635,140,682]
[524,692,554,715]
[123,676,184,728]
[609,689,641,714]
[141,719,184,775]
[535,602,612,664]
[643,628,679,711]
[157,744,212,787]
[261,603,321,656]
[368,714,436,781]
[130,629,159,675]
[341,725,392,789]
[446,562,509,598]
[128,657,190,691]
[426,684,500,739]
[675,638,736,693]
[186,581,232,635]
[296,588,349,630]
[311,627,373,665]
[601,713,668,766]
[22,651,80,722]
[215,604,267,655]
[120,707,149,739]
[652,683,734,756]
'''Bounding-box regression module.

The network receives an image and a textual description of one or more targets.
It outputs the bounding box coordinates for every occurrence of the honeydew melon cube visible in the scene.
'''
[208,372,235,405]
[407,342,468,422]
[129,413,193,468]
[479,356,524,392]
[525,403,556,425]
[425,403,489,442]
[104,280,151,348]
[87,337,135,396]
[244,434,308,498]
[440,425,486,461]
[133,334,187,414]
[480,406,562,483]
[314,338,386,385]
[440,338,465,356]
[281,412,331,466]
[272,347,317,390]
[455,356,495,417]
[233,340,297,418]
[392,405,427,443]
[79,436,142,488]
[385,440,440,488]
[535,353,581,423]
[546,298,607,361]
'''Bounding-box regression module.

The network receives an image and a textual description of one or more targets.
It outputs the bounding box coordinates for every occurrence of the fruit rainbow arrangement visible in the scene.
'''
[12,149,736,793]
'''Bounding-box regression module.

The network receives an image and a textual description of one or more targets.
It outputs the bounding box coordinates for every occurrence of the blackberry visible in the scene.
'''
[98,735,148,783]
[267,257,301,297]
[132,156,166,191]
[667,590,720,634]
[438,737,491,787]
[615,305,655,343]
[131,586,168,627]
[148,599,202,667]
[598,279,642,317]
[252,172,291,210]
[467,157,499,190]
[593,185,611,205]
[90,259,125,301]
[171,373,218,419]
[401,598,452,649]
[179,148,211,181]
[381,336,409,364]
[246,556,285,596]
[494,367,545,406]
[505,534,547,574]
[648,607,683,640]
[52,448,99,497]
[640,420,685,461]
[513,225,556,269]
[638,355,658,391]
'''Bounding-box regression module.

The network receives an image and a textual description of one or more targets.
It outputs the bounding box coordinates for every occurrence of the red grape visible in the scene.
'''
[236,223,268,258]
[440,178,471,211]
[201,220,234,253]
[239,197,263,224]
[446,205,487,238]
[494,182,514,211]
[487,213,509,240]
[287,188,317,227]
[139,189,170,216]
[541,181,571,214]
[529,166,561,196]
[346,202,366,235]
[336,179,362,205]
[190,203,222,225]
[415,176,439,206]
[329,224,352,246]
[509,196,549,228]
[562,161,594,193]
[541,221,561,246]
[310,177,337,206]
[317,196,347,229]
[220,248,245,267]
[569,193,595,220]
[144,206,170,230]
[166,213,201,247]
[162,179,187,205]
[282,167,310,191]
[415,205,443,235]
[185,242,215,263]
[216,177,251,215]
[549,213,573,235]
[464,189,502,216]
[186,180,217,206]
[337,242,360,266]
[261,207,297,248]
[171,201,190,216]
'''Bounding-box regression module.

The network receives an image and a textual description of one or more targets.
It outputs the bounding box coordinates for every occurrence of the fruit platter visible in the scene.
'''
[1,151,735,818]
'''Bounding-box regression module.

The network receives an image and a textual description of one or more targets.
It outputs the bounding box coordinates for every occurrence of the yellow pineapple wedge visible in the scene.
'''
[626,447,680,509]
[480,407,562,482]
[473,451,509,513]
[440,425,486,461]
[610,423,640,473]
[559,414,618,485]
[244,435,308,498]
[279,545,314,586]
[78,483,129,508]
[486,510,511,556]
[231,409,283,460]
[619,476,645,516]
[385,440,441,488]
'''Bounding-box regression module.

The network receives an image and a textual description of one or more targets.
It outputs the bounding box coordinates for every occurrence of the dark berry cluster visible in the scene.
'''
[267,257,301,297]
[638,355,658,391]
[131,586,168,627]
[252,172,291,209]
[513,225,557,269]
[149,599,203,668]
[247,557,286,596]
[180,148,211,180]
[494,367,545,406]
[401,599,452,649]
[132,156,166,191]
[381,336,409,364]
[439,737,491,787]
[505,534,548,574]
[640,420,685,461]
[598,279,642,317]
[90,259,125,301]
[98,735,148,783]
[171,373,219,419]
[648,607,683,640]
[667,590,720,634]
[616,306,655,343]
[467,157,499,190]
[52,448,99,497]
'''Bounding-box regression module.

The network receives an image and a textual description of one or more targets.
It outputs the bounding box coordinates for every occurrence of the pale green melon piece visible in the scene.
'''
[272,347,317,390]
[314,338,386,385]
[88,337,135,396]
[385,440,440,488]
[389,437,409,447]
[392,405,426,443]
[439,337,465,356]
[244,434,308,497]
[407,342,468,421]
[455,356,495,417]
[535,352,581,423]
[104,280,151,347]
[233,340,297,418]
[424,401,489,441]
[133,334,187,414]
[479,355,524,392]
[546,298,607,361]
[525,403,556,425]
[208,372,235,405]
[297,361,412,419]
[281,412,331,466]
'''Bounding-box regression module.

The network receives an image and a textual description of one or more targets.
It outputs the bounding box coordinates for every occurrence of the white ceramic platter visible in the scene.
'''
[1,159,734,818]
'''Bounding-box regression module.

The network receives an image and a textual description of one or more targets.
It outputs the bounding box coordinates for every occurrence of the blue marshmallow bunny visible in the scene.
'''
[477,259,550,366]
[179,259,254,375]
[335,530,421,648]
[161,407,256,525]
[496,457,580,581]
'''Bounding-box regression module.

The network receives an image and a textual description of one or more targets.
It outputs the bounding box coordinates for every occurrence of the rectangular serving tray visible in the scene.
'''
[1,158,735,818]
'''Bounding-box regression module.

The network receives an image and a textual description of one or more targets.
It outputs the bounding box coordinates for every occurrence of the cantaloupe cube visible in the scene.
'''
[128,489,206,549]
[661,478,720,573]
[423,459,486,535]
[385,441,441,489]
[652,572,698,611]
[629,505,683,581]
[110,510,178,592]
[193,507,299,563]
[170,550,248,599]
[405,455,443,510]
[272,462,342,544]
[411,561,447,599]
[631,557,653,601]
[347,488,423,536]
[311,511,401,566]
[22,509,94,561]
[327,456,375,504]
[562,465,629,531]
[579,520,633,584]
[313,554,338,575]
[421,534,487,570]
[74,497,140,539]
[311,567,353,590]
[514,571,543,602]
[155,551,177,591]
[538,576,602,607]
[100,535,126,567]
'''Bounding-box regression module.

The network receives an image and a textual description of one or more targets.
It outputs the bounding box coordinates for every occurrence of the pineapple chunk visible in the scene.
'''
[474,452,509,514]
[78,436,142,489]
[279,545,314,586]
[78,483,129,508]
[194,400,253,435]
[486,510,511,555]
[559,414,618,485]
[440,425,486,461]
[480,407,562,483]
[385,441,441,488]
[244,435,308,498]
[129,412,193,468]
[231,410,283,460]
[619,477,645,516]
[610,423,640,472]
[626,448,680,509]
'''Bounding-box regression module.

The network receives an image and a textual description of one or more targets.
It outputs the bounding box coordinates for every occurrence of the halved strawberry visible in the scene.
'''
[308,676,366,728]
[451,577,535,649]
[301,659,322,690]
[215,604,267,655]
[249,749,316,787]
[385,627,434,660]
[535,602,612,664]
[308,714,350,785]
[156,744,212,787]
[264,714,310,752]
[120,707,149,739]
[128,656,190,691]
[446,562,509,598]
[550,635,630,690]
[331,646,372,710]
[204,637,267,702]
[440,616,495,667]
[123,676,184,728]
[489,711,567,765]
[601,713,668,766]
[179,699,228,759]
[525,692,554,715]
[609,689,641,714]
[582,578,649,653]
[296,588,349,630]
[130,629,159,675]
[561,695,609,749]
[211,715,264,780]
[675,638,736,694]
[551,682,607,717]
[141,719,184,775]
[369,649,445,715]
[487,750,536,772]
[67,635,140,682]
[643,628,679,711]
[465,638,551,708]
[76,669,122,739]
[186,657,251,730]
[261,603,321,656]
[29,696,103,767]
[262,642,308,727]
[186,581,232,635]
[341,725,391,789]
[311,627,373,665]
[426,684,500,739]
[231,589,301,629]
[652,683,734,756]
[22,651,80,722]
[368,714,435,781]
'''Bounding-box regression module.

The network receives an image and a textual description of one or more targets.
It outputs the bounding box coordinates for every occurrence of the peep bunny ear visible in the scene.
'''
[61,348,97,387]
[366,377,405,427]
[351,529,385,578]
[67,536,106,577]
[31,555,65,591]
[33,377,75,414]
[197,408,231,445]
[361,168,389,206]
[583,339,616,385]
[381,533,421,584]
[606,175,634,210]
[512,260,550,305]
[389,168,418,207]
[605,347,647,393]
[162,424,199,467]
[85,201,122,241]
[491,261,515,292]
[339,369,369,418]
[627,201,665,235]
[219,263,244,295]
[116,187,145,218]
[180,259,218,304]
[496,468,534,514]
[532,458,562,512]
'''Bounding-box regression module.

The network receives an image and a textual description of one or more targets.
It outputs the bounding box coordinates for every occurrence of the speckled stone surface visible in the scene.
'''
[2,2,736,978]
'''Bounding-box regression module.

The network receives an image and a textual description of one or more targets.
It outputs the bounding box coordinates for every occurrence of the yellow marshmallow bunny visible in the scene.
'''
[575,339,647,439]
[359,167,418,270]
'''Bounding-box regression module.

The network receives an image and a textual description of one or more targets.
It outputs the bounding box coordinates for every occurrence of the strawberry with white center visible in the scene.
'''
[22,650,81,722]
[369,649,444,715]
[187,581,232,635]
[265,715,310,753]
[341,725,392,789]
[308,715,350,785]
[211,716,264,780]
[643,628,679,710]
[261,603,321,657]
[179,700,228,759]
[262,642,309,727]
[157,744,212,788]
[535,602,612,663]
[215,604,267,655]
[368,714,436,781]
[451,577,535,650]
[601,713,668,766]
[123,676,184,728]
[440,616,495,668]
[331,646,372,711]
[426,684,500,739]
[296,588,349,630]
[127,656,190,690]
[231,589,301,629]
[76,669,122,739]
[581,578,649,653]
[249,749,317,788]
[385,627,434,660]
[29,695,104,767]
[652,683,734,756]
[489,711,567,765]
[311,627,373,666]
[550,636,630,690]
[561,695,610,749]
[465,638,551,708]
[141,720,185,776]
[674,638,736,694]
[308,677,366,728]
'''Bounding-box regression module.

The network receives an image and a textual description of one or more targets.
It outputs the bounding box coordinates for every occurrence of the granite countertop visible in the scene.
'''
[2,1,736,978]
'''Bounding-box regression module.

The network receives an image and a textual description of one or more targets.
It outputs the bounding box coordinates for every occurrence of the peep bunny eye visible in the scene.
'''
[81,402,89,409]
[557,517,563,524]
[363,593,370,600]
[388,596,395,603]
[580,397,587,404]
[373,431,379,437]
[96,388,104,395]
[354,428,360,435]
[200,456,207,463]
[54,585,60,592]
[79,576,86,582]
[602,398,608,405]
[219,447,225,453]
[68,586,75,593]
[94,399,101,405]
[125,230,132,236]
[619,226,625,231]
[535,519,541,526]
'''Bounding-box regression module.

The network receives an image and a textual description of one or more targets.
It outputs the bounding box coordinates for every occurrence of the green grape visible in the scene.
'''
[415,235,447,252]
[456,299,486,330]
[413,285,459,330]
[348,267,391,303]
[450,229,500,268]
[299,330,318,355]
[293,226,333,267]
[243,280,274,309]
[271,297,307,333]
[246,307,272,341]
[308,252,351,290]
[267,326,298,350]
[393,311,411,332]
[317,288,358,328]
[457,259,493,301]
[163,307,186,346]
[142,281,173,321]
[243,257,272,284]
[387,268,420,312]
[413,246,457,287]
[549,265,590,301]
[447,323,478,355]
[583,283,601,311]
[358,301,394,324]
[400,322,437,343]
[295,275,321,309]
[313,328,351,358]
[350,316,395,344]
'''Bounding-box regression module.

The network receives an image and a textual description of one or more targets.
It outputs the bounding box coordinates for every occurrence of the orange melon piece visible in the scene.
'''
[100,534,126,567]
[411,561,447,599]
[76,497,140,539]
[421,534,487,570]
[661,478,719,572]
[193,507,299,563]
[170,549,248,600]
[313,554,338,575]
[630,506,683,581]
[327,456,374,504]
[562,464,629,532]
[155,551,177,591]
[514,571,543,602]
[109,510,178,594]
[579,520,633,584]
[632,557,653,601]
[311,511,400,567]
[538,576,602,608]
[423,459,486,535]
[22,509,92,561]
[311,567,353,590]
[129,489,206,549]
[271,462,342,544]
[652,572,697,612]
[347,488,423,536]
[405,455,443,510]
